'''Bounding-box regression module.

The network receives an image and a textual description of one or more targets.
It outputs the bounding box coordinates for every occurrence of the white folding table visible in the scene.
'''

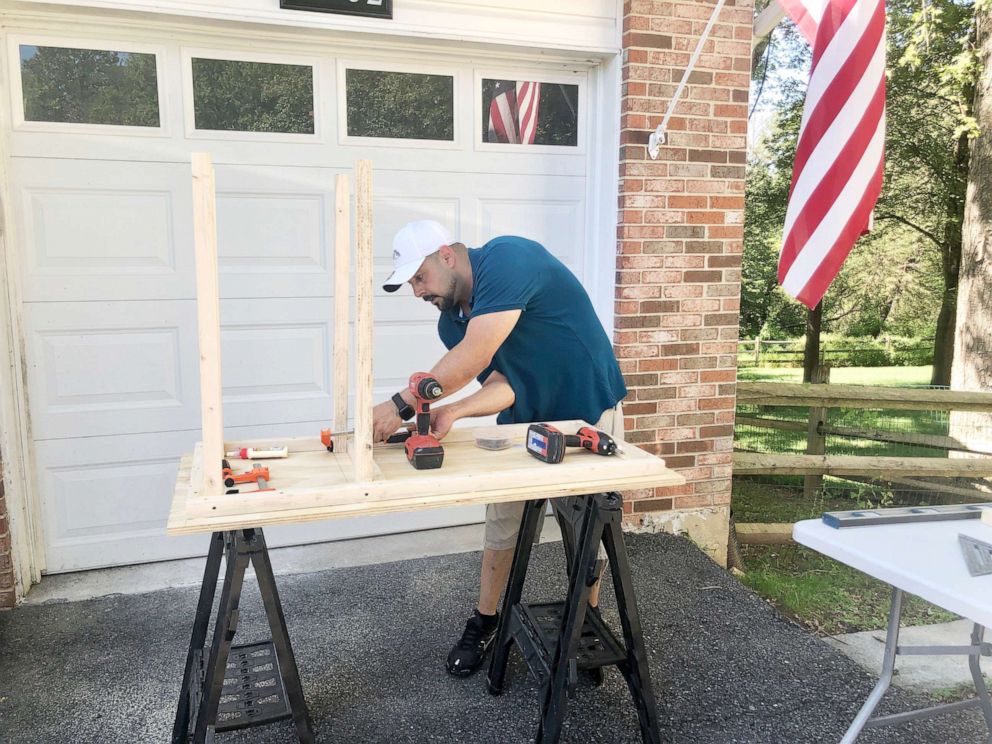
[794,517,992,743]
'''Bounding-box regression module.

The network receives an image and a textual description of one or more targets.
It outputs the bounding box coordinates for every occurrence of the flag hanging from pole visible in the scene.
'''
[775,0,886,308]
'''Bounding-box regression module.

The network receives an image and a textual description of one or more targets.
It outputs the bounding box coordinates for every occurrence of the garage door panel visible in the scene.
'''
[13,158,195,302]
[24,301,200,441]
[214,164,338,298]
[219,300,332,428]
[34,430,205,571]
[478,196,585,274]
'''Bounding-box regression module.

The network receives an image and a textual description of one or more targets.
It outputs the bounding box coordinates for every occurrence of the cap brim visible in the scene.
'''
[381,259,422,293]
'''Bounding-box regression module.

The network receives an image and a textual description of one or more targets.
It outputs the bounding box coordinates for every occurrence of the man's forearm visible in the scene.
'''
[445,378,515,420]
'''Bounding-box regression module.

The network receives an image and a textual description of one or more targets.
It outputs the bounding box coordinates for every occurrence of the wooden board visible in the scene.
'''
[168,420,684,534]
[191,153,224,498]
[734,451,992,478]
[737,382,992,412]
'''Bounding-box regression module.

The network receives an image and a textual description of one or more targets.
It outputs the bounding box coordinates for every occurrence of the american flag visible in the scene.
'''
[776,0,886,308]
[487,80,541,144]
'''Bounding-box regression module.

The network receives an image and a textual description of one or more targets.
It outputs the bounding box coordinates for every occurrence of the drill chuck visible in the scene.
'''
[417,377,443,400]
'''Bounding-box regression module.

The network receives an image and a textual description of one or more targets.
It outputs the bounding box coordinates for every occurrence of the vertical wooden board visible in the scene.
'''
[354,160,375,482]
[333,174,351,452]
[191,153,224,497]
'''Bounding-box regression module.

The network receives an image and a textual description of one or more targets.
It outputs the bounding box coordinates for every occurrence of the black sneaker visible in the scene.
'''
[446,610,499,677]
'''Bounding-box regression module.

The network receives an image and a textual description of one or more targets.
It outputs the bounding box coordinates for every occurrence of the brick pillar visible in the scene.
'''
[0,458,14,609]
[616,0,751,563]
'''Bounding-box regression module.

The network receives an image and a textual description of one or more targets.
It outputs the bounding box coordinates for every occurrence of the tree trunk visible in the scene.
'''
[803,301,823,383]
[951,6,992,454]
[954,8,992,395]
[932,77,973,386]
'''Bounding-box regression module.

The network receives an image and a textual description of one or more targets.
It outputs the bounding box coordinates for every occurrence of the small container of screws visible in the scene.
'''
[474,427,512,451]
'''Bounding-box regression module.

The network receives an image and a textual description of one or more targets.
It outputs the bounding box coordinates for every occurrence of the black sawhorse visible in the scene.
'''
[172,528,315,743]
[487,492,661,744]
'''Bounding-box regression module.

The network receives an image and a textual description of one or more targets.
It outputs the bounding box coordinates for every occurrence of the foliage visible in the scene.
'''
[347,69,453,140]
[20,46,159,127]
[744,0,978,341]
[192,58,314,134]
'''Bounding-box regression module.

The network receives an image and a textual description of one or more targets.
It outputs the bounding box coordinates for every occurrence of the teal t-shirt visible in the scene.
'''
[438,236,627,425]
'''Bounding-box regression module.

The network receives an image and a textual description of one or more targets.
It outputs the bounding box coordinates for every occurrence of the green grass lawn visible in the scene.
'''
[737,365,933,386]
[739,543,957,635]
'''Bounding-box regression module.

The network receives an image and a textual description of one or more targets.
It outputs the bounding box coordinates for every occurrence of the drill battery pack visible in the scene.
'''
[526,424,568,464]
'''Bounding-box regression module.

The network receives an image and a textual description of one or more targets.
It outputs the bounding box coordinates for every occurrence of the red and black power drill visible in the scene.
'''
[397,372,445,470]
[525,423,619,464]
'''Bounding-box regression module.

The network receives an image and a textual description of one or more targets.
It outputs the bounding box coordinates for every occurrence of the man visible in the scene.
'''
[372,219,627,677]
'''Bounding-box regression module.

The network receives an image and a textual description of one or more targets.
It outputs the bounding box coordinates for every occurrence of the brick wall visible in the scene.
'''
[0,457,14,609]
[617,0,750,549]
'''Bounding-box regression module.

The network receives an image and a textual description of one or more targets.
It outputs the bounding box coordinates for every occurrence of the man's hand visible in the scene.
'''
[372,400,403,443]
[429,404,461,439]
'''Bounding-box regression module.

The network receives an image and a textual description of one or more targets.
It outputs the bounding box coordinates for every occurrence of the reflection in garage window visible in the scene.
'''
[20,45,159,126]
[346,69,453,140]
[482,79,578,146]
[192,58,314,134]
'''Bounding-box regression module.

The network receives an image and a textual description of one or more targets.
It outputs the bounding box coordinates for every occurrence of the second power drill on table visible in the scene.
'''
[525,423,620,464]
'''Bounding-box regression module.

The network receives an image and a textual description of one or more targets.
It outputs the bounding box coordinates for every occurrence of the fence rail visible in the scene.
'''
[736,338,933,367]
[736,382,992,412]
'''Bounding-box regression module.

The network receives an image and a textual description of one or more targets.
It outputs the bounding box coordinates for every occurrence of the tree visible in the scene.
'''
[744,0,977,379]
[953,2,992,399]
[20,46,159,127]
[883,0,977,384]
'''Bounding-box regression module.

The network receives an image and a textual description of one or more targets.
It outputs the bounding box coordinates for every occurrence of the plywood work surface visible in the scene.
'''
[168,421,684,535]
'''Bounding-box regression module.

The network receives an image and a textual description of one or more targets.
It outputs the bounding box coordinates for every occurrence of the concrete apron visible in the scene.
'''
[826,619,991,693]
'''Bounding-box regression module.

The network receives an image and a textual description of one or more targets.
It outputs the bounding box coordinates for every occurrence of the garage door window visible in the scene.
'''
[191,58,315,134]
[345,69,453,141]
[19,44,159,127]
[481,79,578,147]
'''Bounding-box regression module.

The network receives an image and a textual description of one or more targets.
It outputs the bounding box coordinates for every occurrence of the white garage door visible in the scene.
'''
[4,28,602,571]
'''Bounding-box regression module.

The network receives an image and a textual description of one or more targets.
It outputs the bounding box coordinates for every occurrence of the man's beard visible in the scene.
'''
[425,275,458,312]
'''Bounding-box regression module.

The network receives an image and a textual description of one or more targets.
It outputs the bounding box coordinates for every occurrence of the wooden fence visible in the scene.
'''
[733,378,992,544]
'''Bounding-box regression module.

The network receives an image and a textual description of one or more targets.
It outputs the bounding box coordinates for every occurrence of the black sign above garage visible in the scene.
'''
[280,0,392,19]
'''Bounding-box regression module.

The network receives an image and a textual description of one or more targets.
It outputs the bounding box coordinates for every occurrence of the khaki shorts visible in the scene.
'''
[483,403,625,551]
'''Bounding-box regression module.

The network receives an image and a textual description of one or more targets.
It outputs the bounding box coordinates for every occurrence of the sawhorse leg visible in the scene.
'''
[488,498,548,695]
[172,529,314,744]
[173,531,225,743]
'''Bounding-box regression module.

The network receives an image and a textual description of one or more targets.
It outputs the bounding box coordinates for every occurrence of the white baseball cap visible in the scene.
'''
[382,219,453,292]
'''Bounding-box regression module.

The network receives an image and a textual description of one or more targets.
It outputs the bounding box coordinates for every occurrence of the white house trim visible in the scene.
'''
[8,0,622,57]
[0,30,46,592]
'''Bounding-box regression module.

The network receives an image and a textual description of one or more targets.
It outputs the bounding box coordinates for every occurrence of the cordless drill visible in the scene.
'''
[403,372,445,470]
[525,423,619,464]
